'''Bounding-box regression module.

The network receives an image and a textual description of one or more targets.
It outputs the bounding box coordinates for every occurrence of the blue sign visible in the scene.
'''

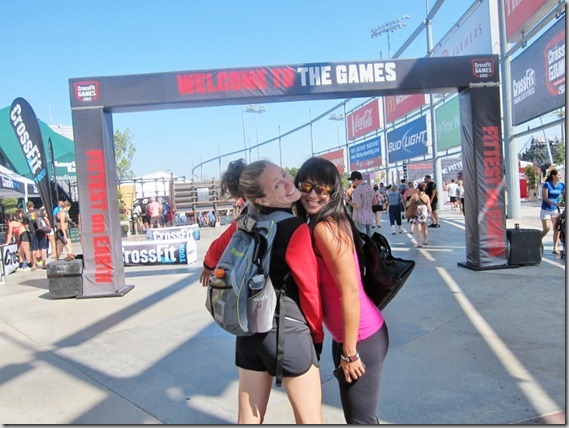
[349,136,382,170]
[387,115,429,163]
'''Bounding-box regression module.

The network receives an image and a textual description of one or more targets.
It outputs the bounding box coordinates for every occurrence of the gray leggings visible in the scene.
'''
[332,322,389,424]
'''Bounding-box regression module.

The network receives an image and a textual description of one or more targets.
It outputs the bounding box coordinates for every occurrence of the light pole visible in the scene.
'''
[370,15,410,58]
[329,113,344,148]
[244,104,266,160]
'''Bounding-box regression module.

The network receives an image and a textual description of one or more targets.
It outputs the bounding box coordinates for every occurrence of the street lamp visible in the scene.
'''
[329,113,344,148]
[371,15,411,58]
[244,104,266,160]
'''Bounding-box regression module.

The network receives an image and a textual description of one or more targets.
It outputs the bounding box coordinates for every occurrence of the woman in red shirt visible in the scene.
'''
[200,159,324,424]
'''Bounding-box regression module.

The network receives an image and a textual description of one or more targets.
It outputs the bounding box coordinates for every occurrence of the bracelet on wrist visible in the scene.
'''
[340,352,360,363]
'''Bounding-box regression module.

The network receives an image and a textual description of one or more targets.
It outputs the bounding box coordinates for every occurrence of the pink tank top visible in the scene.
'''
[317,251,384,343]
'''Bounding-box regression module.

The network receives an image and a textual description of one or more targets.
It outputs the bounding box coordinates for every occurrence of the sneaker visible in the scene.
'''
[428,224,436,228]
[435,224,441,228]
[21,267,31,272]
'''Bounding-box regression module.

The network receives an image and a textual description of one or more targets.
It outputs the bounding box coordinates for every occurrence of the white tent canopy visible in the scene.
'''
[0,164,39,199]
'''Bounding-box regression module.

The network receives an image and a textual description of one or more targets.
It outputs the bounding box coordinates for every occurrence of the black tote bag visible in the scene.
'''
[359,232,415,310]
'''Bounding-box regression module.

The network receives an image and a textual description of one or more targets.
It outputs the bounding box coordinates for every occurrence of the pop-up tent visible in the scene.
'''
[0,106,76,182]
[0,164,39,199]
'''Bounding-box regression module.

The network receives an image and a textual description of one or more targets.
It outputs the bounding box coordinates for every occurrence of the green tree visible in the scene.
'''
[114,129,136,182]
[285,166,298,179]
[1,197,20,218]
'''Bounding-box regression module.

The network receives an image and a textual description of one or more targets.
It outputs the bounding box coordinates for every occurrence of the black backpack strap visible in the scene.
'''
[274,288,285,387]
[274,270,291,387]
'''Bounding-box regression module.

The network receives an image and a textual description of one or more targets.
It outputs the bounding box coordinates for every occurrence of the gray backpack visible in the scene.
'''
[205,209,292,336]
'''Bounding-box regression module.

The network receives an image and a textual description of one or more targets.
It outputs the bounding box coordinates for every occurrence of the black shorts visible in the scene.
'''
[372,205,383,213]
[56,229,67,245]
[450,196,457,202]
[235,297,319,377]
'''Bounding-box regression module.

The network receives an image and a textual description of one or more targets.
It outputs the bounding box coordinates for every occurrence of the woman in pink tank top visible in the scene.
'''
[295,157,389,424]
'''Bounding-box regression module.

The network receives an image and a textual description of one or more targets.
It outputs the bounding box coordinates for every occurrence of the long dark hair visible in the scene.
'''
[545,169,558,183]
[294,157,363,254]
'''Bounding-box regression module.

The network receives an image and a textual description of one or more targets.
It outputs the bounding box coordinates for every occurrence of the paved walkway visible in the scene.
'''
[0,201,565,424]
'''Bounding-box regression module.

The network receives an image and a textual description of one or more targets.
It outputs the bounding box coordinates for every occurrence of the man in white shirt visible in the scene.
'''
[447,178,459,211]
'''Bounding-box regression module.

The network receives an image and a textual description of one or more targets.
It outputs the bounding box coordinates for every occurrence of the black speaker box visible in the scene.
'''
[506,228,541,266]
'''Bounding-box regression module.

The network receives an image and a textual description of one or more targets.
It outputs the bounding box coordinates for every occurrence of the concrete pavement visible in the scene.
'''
[0,201,565,424]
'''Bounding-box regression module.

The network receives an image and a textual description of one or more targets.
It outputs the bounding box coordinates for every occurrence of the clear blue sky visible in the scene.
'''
[2,0,477,179]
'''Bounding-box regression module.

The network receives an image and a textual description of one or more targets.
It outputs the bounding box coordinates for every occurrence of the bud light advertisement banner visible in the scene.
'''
[122,239,197,266]
[386,115,429,163]
[349,136,382,170]
[9,98,54,226]
[510,16,565,126]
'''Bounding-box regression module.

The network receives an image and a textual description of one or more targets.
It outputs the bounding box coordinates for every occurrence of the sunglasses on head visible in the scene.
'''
[297,181,333,195]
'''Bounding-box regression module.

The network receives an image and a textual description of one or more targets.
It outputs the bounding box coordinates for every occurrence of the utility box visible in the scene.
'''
[47,259,83,299]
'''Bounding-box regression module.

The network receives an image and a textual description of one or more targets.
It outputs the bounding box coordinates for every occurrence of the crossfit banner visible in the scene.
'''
[9,98,54,227]
[510,16,565,126]
[2,243,19,276]
[69,56,500,112]
[459,86,507,269]
[122,239,197,266]
[145,224,200,241]
[72,108,131,297]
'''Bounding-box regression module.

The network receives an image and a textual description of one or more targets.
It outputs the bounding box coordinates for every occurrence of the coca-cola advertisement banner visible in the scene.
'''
[69,55,499,112]
[318,149,346,173]
[349,136,382,171]
[504,0,555,43]
[346,99,381,141]
[384,94,427,124]
[511,16,565,126]
[386,115,429,163]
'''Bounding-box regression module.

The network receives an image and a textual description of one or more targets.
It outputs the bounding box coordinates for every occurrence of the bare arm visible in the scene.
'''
[313,221,365,382]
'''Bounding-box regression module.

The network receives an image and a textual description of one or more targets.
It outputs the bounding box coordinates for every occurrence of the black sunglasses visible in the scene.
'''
[297,181,333,195]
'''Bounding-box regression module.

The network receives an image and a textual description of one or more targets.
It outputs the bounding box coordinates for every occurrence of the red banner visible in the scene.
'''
[318,149,345,173]
[384,94,426,123]
[504,0,552,42]
[346,100,381,141]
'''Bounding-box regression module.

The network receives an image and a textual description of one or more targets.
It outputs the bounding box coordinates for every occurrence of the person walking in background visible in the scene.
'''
[372,184,384,228]
[346,171,375,236]
[457,180,465,215]
[147,196,162,228]
[295,157,389,424]
[385,184,404,235]
[408,182,433,247]
[540,168,565,254]
[56,200,74,260]
[447,178,459,211]
[425,175,440,227]
[403,181,419,234]
[200,159,324,424]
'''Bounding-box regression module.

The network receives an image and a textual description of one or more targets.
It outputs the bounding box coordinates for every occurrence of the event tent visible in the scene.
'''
[0,164,39,199]
[0,106,76,182]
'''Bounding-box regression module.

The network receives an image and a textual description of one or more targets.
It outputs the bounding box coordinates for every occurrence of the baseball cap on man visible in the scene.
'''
[348,171,363,181]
